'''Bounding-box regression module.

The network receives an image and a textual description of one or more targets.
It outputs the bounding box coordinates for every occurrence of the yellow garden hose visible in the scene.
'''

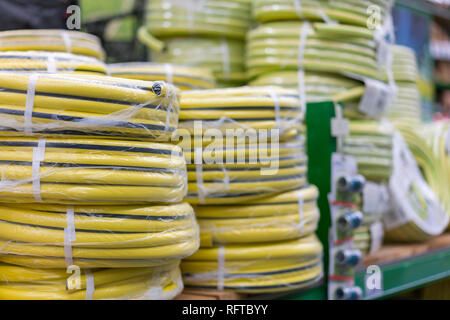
[0,51,107,75]
[247,21,383,81]
[108,62,215,91]
[252,0,391,27]
[179,86,303,135]
[0,262,183,300]
[0,202,199,268]
[181,235,323,294]
[151,37,247,86]
[0,137,187,204]
[0,29,105,60]
[195,186,320,246]
[0,73,179,141]
[144,0,251,40]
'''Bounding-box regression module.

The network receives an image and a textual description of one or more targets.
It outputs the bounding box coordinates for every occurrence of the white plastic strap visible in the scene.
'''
[24,74,40,135]
[297,22,310,114]
[165,63,173,85]
[217,246,225,291]
[220,39,231,81]
[64,205,76,267]
[267,89,281,130]
[293,0,302,17]
[47,53,57,73]
[195,148,206,204]
[85,270,95,300]
[164,87,175,134]
[32,138,46,202]
[61,31,72,53]
[298,191,304,234]
[220,165,230,191]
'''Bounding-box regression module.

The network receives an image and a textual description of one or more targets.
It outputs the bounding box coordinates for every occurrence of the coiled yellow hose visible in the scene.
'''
[151,37,247,86]
[0,137,187,204]
[252,0,391,27]
[0,51,107,75]
[0,29,105,60]
[108,62,215,91]
[144,0,251,40]
[247,21,382,81]
[0,262,183,300]
[196,186,320,246]
[0,202,199,268]
[181,235,323,294]
[0,73,179,141]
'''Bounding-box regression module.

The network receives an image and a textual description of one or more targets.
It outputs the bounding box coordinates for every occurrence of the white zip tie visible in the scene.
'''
[195,147,206,204]
[220,39,231,81]
[165,63,173,85]
[217,246,225,291]
[267,89,281,131]
[31,138,46,202]
[220,165,230,190]
[64,205,76,267]
[297,22,310,114]
[47,53,57,73]
[85,270,95,300]
[61,31,72,53]
[293,0,302,17]
[24,74,40,135]
[298,190,304,234]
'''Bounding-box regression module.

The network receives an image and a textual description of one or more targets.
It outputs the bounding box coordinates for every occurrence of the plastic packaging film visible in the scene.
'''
[108,62,216,91]
[0,202,199,269]
[0,73,180,141]
[0,29,105,61]
[0,51,107,75]
[152,37,247,86]
[0,137,188,204]
[0,262,184,300]
[252,0,392,27]
[181,235,323,294]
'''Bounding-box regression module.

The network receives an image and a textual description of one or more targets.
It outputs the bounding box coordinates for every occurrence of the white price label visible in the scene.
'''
[359,79,393,119]
[331,118,350,137]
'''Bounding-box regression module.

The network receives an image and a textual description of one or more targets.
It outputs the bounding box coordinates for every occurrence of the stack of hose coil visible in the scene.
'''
[0,262,183,300]
[388,45,422,124]
[0,73,179,141]
[0,29,104,60]
[176,86,323,293]
[343,121,394,183]
[108,62,216,91]
[0,51,107,75]
[138,0,251,86]
[252,0,392,27]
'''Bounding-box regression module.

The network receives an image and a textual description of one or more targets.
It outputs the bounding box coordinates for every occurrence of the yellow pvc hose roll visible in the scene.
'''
[181,235,323,294]
[0,29,105,60]
[145,0,251,40]
[108,62,216,91]
[184,137,308,205]
[195,186,320,246]
[0,262,183,300]
[252,0,391,27]
[0,202,199,268]
[0,137,187,204]
[0,73,180,141]
[0,51,107,75]
[152,37,247,86]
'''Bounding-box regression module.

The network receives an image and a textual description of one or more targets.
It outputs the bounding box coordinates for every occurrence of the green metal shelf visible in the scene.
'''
[436,82,450,90]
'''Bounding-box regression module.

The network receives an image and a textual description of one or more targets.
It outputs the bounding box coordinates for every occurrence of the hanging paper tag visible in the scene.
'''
[331,118,350,138]
[359,79,393,119]
[363,182,390,217]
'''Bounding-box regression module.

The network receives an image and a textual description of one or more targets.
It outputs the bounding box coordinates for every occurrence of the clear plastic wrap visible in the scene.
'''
[181,235,323,294]
[0,202,199,268]
[0,29,105,60]
[0,51,107,75]
[0,137,188,204]
[0,262,183,300]
[195,186,320,246]
[252,0,392,27]
[108,62,216,91]
[145,0,251,40]
[152,37,247,86]
[0,73,179,141]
